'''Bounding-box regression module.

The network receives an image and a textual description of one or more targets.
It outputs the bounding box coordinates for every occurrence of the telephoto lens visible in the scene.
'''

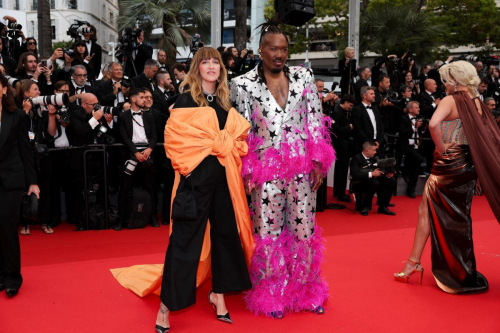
[4,75,19,88]
[31,93,69,107]
[7,22,22,30]
[123,158,138,176]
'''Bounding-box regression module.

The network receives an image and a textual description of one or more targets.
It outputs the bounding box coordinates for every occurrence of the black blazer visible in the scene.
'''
[339,57,357,94]
[350,153,378,182]
[330,104,352,154]
[398,114,422,153]
[0,109,37,190]
[417,92,437,120]
[351,103,384,153]
[131,72,154,91]
[152,88,171,117]
[1,55,17,76]
[86,41,102,81]
[97,80,129,107]
[119,109,157,156]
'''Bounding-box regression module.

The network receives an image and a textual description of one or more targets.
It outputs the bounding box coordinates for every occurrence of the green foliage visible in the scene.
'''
[425,0,500,48]
[117,0,211,61]
[263,0,350,56]
[52,41,71,52]
[361,4,445,64]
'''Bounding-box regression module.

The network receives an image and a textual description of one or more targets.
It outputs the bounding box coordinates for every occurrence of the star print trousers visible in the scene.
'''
[244,175,328,315]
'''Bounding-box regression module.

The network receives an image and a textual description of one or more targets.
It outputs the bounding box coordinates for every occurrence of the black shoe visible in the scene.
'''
[150,215,160,228]
[161,219,170,225]
[6,288,19,297]
[360,209,369,216]
[407,192,416,199]
[270,311,284,319]
[387,203,396,207]
[337,194,351,203]
[113,223,123,231]
[208,291,233,324]
[0,283,5,291]
[76,223,84,231]
[378,206,396,215]
[155,324,170,333]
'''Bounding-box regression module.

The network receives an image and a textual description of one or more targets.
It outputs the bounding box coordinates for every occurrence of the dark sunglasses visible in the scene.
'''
[28,42,37,45]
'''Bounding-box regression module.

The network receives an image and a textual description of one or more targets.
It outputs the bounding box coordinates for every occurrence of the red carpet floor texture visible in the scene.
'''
[1,190,499,333]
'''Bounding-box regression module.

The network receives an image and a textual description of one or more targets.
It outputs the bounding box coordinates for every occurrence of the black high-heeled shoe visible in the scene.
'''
[6,288,19,297]
[155,324,169,333]
[0,284,5,292]
[270,311,284,319]
[208,291,233,324]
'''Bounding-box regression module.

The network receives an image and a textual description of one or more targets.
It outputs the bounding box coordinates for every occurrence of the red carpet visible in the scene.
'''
[1,189,499,332]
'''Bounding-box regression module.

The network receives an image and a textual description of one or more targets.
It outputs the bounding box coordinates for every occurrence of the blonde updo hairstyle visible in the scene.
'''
[439,60,481,97]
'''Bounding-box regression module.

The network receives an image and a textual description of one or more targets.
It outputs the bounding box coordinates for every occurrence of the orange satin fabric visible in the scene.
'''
[111,107,254,297]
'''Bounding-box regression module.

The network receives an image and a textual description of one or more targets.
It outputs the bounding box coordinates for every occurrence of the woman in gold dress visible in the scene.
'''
[394,61,500,294]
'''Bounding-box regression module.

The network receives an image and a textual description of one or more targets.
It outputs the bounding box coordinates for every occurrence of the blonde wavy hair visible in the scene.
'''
[180,47,232,111]
[439,60,481,97]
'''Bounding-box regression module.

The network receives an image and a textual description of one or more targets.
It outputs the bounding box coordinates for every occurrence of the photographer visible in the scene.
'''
[131,59,159,91]
[477,77,489,101]
[152,70,176,115]
[131,29,153,78]
[331,94,355,202]
[20,37,39,59]
[350,141,396,216]
[222,52,237,81]
[315,79,338,115]
[398,101,424,199]
[48,81,76,227]
[70,40,96,83]
[114,88,157,231]
[17,80,58,235]
[15,52,52,95]
[156,50,169,71]
[67,93,114,230]
[485,97,500,128]
[398,85,415,112]
[172,62,187,92]
[83,25,102,81]
[1,16,24,60]
[339,47,357,97]
[0,40,16,75]
[401,71,420,98]
[371,54,397,86]
[98,62,130,107]
[417,64,431,92]
[228,46,254,75]
[374,75,400,138]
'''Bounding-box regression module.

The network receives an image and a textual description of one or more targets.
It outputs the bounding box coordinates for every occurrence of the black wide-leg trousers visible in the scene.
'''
[0,183,24,289]
[160,156,251,311]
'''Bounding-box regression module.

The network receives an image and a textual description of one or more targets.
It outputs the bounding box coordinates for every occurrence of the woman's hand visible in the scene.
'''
[22,99,32,114]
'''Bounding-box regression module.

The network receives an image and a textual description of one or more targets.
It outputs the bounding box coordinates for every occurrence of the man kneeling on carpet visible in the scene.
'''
[350,141,396,216]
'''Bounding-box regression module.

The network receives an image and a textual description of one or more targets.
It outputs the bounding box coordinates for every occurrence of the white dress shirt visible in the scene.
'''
[362,102,377,139]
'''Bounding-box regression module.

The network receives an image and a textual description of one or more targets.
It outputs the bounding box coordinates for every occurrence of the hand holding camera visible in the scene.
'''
[134,152,146,162]
[93,109,103,121]
[113,82,122,95]
[372,168,384,177]
[22,99,32,114]
[85,53,95,62]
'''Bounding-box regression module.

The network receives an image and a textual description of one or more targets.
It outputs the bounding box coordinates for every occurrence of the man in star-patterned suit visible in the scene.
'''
[230,21,335,318]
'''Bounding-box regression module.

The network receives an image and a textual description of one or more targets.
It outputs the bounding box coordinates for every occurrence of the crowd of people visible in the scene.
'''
[1,14,499,333]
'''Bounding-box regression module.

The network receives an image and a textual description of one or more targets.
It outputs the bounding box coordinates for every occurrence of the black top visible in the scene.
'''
[174,92,228,130]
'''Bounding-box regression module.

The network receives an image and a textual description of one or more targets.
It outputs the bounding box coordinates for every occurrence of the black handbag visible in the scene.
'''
[171,176,197,221]
[21,192,38,220]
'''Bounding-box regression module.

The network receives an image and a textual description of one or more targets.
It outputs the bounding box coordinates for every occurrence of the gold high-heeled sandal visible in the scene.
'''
[394,258,424,285]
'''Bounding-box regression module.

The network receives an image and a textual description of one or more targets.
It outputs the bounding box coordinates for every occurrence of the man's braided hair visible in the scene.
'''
[256,18,290,83]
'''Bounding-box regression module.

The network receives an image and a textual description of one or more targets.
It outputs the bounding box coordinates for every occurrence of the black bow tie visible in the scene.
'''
[410,117,417,120]
[132,111,142,117]
[365,105,372,110]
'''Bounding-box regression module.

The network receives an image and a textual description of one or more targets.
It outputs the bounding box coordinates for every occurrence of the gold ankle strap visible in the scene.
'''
[407,258,420,265]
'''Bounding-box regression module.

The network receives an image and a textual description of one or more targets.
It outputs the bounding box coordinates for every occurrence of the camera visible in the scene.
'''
[31,93,69,108]
[95,125,115,145]
[102,106,115,114]
[115,27,140,58]
[190,33,204,54]
[4,75,19,88]
[60,48,75,59]
[376,158,396,174]
[121,76,132,89]
[67,20,93,39]
[385,91,401,104]
[56,105,70,124]
[7,22,22,30]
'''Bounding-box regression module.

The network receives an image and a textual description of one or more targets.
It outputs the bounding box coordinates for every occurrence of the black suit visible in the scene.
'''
[0,55,17,76]
[417,91,438,120]
[97,80,128,107]
[417,91,438,172]
[117,110,157,225]
[349,153,395,211]
[85,41,102,81]
[131,72,155,91]
[399,114,424,194]
[0,109,37,290]
[351,103,384,154]
[331,104,353,198]
[121,43,153,78]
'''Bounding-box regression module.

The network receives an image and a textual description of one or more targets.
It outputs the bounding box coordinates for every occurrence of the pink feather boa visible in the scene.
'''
[244,227,328,316]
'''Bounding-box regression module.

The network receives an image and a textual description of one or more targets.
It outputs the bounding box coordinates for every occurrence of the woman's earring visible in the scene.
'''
[453,83,458,92]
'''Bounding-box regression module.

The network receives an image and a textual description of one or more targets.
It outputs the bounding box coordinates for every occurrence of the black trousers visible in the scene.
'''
[160,156,251,311]
[21,155,51,226]
[117,161,155,222]
[161,159,175,221]
[333,153,350,198]
[403,147,424,193]
[0,183,24,289]
[354,176,396,211]
[49,150,76,225]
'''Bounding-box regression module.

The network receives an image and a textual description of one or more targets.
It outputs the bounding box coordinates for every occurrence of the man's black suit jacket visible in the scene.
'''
[350,153,378,182]
[0,109,38,190]
[131,72,154,91]
[119,110,157,158]
[1,55,17,76]
[97,80,124,106]
[355,78,368,103]
[398,114,422,153]
[417,92,437,120]
[86,41,102,81]
[330,104,352,155]
[125,43,153,78]
[351,103,384,153]
[152,88,171,118]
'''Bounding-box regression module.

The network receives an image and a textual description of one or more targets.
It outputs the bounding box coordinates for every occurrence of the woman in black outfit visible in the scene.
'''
[71,40,95,83]
[154,47,252,332]
[0,74,39,297]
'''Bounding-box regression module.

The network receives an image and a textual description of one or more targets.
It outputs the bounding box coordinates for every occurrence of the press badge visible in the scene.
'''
[28,131,35,140]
